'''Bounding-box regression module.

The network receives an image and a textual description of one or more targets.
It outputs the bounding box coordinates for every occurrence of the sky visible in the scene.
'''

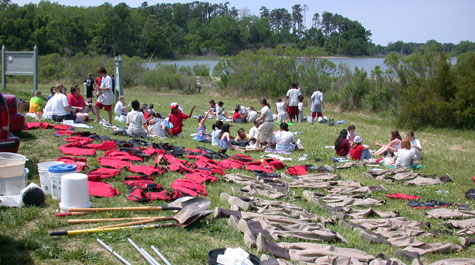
[11,0,475,45]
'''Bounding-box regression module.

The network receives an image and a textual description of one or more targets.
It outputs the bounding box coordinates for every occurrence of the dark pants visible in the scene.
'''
[52,113,76,122]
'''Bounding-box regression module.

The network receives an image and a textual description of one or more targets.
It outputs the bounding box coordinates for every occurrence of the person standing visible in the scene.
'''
[255,98,274,148]
[84,73,94,103]
[310,88,324,123]
[286,83,300,123]
[94,66,114,125]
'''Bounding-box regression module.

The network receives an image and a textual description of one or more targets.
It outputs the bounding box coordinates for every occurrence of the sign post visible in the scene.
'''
[114,56,123,100]
[1,45,38,92]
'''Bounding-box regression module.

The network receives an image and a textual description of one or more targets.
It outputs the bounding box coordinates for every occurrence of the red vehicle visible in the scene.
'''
[0,92,22,153]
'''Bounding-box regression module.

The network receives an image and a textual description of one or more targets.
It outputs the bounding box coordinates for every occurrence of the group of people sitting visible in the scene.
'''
[207,100,258,124]
[334,125,422,168]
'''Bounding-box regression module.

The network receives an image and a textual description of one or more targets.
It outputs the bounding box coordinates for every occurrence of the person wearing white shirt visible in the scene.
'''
[126,100,148,138]
[392,139,416,168]
[114,95,128,122]
[94,66,114,125]
[248,120,259,143]
[407,131,422,159]
[215,101,228,121]
[247,106,258,122]
[310,88,324,123]
[276,98,287,122]
[273,122,297,152]
[48,85,77,122]
[148,113,169,139]
[286,83,300,122]
[255,98,274,147]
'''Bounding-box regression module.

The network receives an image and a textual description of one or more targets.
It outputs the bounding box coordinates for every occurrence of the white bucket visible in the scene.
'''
[48,164,77,200]
[59,173,90,212]
[0,152,27,178]
[37,161,64,195]
[0,168,29,196]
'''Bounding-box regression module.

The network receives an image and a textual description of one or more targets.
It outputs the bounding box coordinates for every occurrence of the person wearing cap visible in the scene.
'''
[169,103,196,137]
[349,136,371,160]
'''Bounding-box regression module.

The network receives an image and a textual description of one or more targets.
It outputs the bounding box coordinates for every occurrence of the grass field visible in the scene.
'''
[0,83,474,265]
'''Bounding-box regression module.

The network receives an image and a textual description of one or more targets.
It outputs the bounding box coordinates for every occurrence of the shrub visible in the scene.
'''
[192,64,210,76]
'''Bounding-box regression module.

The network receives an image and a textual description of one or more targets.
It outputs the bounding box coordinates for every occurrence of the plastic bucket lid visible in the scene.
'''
[208,248,261,265]
[38,161,64,171]
[48,164,77,173]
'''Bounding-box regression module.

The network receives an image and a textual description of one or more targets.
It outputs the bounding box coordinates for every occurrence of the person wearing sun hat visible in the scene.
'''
[168,103,196,137]
[349,135,372,160]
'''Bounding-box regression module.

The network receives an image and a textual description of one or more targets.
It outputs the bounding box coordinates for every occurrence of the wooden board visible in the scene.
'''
[234,147,266,153]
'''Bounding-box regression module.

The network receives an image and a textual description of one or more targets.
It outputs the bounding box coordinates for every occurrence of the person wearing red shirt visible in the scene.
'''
[335,129,350,157]
[350,136,371,160]
[67,85,90,122]
[168,104,196,137]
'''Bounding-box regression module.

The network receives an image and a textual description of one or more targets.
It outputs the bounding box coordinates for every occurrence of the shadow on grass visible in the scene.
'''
[12,131,37,142]
[0,235,34,265]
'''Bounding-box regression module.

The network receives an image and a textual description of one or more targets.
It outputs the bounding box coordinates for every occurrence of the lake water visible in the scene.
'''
[144,57,387,75]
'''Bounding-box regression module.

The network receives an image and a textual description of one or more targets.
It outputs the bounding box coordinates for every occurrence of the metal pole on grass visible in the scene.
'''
[151,245,172,265]
[96,238,132,265]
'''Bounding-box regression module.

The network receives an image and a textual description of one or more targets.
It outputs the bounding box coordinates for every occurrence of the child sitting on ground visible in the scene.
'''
[347,125,356,144]
[373,129,402,156]
[126,100,149,138]
[247,106,258,122]
[194,108,212,142]
[232,107,247,123]
[234,128,250,146]
[335,129,350,157]
[218,123,234,152]
[216,101,228,121]
[390,138,416,168]
[350,136,371,160]
[211,121,224,146]
[276,98,287,123]
[148,113,170,139]
[248,120,260,144]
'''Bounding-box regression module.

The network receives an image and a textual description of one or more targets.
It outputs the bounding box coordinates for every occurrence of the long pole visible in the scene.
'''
[96,238,132,265]
[151,245,172,265]
[128,238,155,265]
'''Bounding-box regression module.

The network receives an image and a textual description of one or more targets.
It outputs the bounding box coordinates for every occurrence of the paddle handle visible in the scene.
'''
[98,217,175,229]
[69,206,181,212]
[55,212,90,217]
[50,224,165,236]
[68,217,157,224]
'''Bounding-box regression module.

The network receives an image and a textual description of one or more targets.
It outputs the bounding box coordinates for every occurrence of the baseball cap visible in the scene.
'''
[354,136,362,143]
[170,104,178,110]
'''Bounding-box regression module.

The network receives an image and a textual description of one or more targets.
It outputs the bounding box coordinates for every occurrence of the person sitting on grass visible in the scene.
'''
[208,99,217,117]
[44,85,87,123]
[148,112,170,139]
[232,107,247,123]
[234,128,250,147]
[350,136,371,160]
[211,121,224,146]
[218,123,234,152]
[347,125,356,144]
[216,101,228,121]
[335,129,350,157]
[169,103,196,137]
[248,120,260,144]
[126,100,149,138]
[29,90,46,114]
[390,138,417,168]
[373,129,402,156]
[272,122,298,153]
[407,131,422,159]
[114,95,129,122]
[247,106,258,122]
[67,85,91,121]
[194,108,213,142]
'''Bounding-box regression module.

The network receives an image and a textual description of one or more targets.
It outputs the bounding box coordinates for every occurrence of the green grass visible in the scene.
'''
[0,83,474,265]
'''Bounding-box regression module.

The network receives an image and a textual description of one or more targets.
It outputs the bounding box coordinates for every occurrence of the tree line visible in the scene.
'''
[1,0,473,58]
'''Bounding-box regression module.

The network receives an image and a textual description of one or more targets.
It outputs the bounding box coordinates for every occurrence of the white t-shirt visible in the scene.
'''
[394,148,416,167]
[311,91,323,105]
[273,130,295,146]
[149,118,167,138]
[211,129,221,146]
[247,110,258,122]
[276,102,286,114]
[249,126,258,139]
[298,102,303,112]
[261,105,273,122]
[98,75,114,106]
[49,93,70,116]
[286,88,300,106]
[114,101,124,116]
[216,105,224,120]
[410,138,422,158]
[126,110,147,135]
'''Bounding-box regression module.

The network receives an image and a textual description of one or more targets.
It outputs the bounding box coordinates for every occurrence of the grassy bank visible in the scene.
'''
[0,84,474,265]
